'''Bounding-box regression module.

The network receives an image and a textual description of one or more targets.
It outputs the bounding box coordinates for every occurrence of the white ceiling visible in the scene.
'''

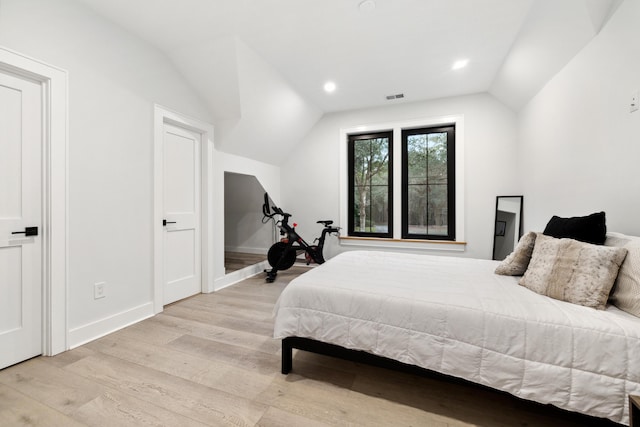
[74,0,623,164]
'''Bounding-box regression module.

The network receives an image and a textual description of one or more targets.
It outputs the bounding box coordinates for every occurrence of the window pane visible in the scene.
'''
[402,125,454,240]
[427,133,447,184]
[371,185,389,233]
[407,185,427,235]
[353,143,369,187]
[353,185,370,232]
[407,134,427,185]
[427,184,447,236]
[349,133,391,236]
[369,138,390,186]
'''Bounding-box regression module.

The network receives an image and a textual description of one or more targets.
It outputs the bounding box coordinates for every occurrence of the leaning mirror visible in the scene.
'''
[492,196,523,261]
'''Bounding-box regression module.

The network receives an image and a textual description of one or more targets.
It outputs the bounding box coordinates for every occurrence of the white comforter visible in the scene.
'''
[273,251,640,425]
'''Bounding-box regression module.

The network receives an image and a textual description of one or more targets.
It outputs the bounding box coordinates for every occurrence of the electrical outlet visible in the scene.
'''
[631,90,639,113]
[94,282,106,299]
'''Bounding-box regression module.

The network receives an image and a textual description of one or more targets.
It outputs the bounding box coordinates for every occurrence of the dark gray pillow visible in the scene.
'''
[543,211,606,245]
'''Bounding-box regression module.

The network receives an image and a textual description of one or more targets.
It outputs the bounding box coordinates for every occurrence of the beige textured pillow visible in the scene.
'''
[519,233,628,309]
[495,231,537,276]
[605,232,640,317]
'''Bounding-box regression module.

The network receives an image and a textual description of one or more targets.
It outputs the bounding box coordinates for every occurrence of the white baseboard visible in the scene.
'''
[212,260,269,292]
[68,302,155,349]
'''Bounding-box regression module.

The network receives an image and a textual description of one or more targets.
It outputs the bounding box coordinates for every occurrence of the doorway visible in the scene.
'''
[161,123,202,304]
[0,47,68,363]
[153,105,214,312]
[223,172,271,273]
[0,69,43,369]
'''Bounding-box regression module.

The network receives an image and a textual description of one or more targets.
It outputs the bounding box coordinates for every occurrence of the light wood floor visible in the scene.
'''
[224,251,268,273]
[0,267,619,426]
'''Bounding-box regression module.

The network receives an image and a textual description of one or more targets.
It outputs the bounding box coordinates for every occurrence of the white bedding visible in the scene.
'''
[273,250,640,425]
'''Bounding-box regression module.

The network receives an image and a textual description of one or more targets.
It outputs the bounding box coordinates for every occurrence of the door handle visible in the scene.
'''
[12,226,38,236]
[162,219,177,226]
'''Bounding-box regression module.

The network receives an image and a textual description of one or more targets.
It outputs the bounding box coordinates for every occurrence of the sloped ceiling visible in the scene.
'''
[489,0,624,110]
[75,0,623,165]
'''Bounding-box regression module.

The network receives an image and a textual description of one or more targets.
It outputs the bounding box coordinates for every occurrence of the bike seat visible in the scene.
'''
[317,220,333,226]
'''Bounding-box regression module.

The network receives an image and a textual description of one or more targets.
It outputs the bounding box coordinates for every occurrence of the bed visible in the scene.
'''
[273,233,640,425]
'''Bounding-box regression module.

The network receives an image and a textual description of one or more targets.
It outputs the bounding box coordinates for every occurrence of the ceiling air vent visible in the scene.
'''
[386,93,404,100]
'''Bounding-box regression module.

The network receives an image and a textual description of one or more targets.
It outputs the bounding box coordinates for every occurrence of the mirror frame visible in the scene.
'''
[492,195,524,260]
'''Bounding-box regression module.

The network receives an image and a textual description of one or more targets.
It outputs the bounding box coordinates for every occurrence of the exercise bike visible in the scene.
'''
[262,193,340,283]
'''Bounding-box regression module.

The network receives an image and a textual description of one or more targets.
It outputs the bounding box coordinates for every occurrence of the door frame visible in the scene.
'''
[0,46,68,356]
[153,105,214,313]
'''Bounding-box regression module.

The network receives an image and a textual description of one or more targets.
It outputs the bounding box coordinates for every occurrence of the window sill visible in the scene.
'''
[339,236,466,252]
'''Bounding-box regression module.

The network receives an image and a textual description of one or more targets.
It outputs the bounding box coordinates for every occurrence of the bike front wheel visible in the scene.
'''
[267,242,297,270]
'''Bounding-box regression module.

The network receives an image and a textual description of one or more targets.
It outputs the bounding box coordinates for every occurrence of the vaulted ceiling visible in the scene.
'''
[76,0,623,165]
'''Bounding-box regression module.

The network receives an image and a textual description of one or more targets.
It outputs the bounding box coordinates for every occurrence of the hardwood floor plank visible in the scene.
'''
[65,353,269,426]
[86,333,276,400]
[0,357,103,415]
[225,267,306,297]
[225,252,267,273]
[167,334,280,376]
[176,295,274,322]
[255,373,451,427]
[217,288,285,305]
[0,383,86,427]
[185,292,276,314]
[256,406,333,427]
[104,316,186,346]
[40,346,95,369]
[162,305,274,336]
[147,313,281,354]
[72,388,210,427]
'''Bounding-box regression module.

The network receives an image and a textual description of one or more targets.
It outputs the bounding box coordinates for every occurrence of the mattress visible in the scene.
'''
[273,250,640,424]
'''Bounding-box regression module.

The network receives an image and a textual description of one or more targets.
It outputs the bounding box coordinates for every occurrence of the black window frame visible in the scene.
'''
[347,131,393,238]
[401,125,456,241]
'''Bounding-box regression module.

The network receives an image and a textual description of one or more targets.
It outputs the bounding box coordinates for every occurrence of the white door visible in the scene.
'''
[0,71,42,369]
[163,123,201,304]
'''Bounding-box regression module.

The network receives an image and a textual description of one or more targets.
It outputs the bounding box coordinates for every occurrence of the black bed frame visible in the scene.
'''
[281,336,439,377]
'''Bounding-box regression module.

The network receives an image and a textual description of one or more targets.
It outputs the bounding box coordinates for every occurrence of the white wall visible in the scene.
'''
[0,0,212,346]
[221,152,281,206]
[281,93,518,260]
[214,38,323,166]
[518,0,640,235]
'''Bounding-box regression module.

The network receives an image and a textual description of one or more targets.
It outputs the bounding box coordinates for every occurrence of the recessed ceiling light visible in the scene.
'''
[452,59,469,70]
[358,0,376,12]
[323,81,336,93]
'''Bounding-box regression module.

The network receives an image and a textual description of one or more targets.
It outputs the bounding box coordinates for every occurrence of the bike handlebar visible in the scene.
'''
[262,193,337,233]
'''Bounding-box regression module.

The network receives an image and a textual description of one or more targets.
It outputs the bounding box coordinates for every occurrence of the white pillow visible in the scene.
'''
[495,231,536,276]
[520,233,627,310]
[605,232,640,317]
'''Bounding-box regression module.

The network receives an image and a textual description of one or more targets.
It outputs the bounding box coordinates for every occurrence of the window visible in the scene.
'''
[402,125,455,240]
[341,115,463,248]
[347,132,393,238]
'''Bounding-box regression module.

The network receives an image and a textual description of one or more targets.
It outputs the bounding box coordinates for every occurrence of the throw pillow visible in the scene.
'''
[519,233,627,309]
[605,232,640,317]
[495,231,537,276]
[543,211,607,245]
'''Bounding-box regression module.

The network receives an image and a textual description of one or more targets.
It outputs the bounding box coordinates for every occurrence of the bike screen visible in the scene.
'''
[262,192,271,217]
